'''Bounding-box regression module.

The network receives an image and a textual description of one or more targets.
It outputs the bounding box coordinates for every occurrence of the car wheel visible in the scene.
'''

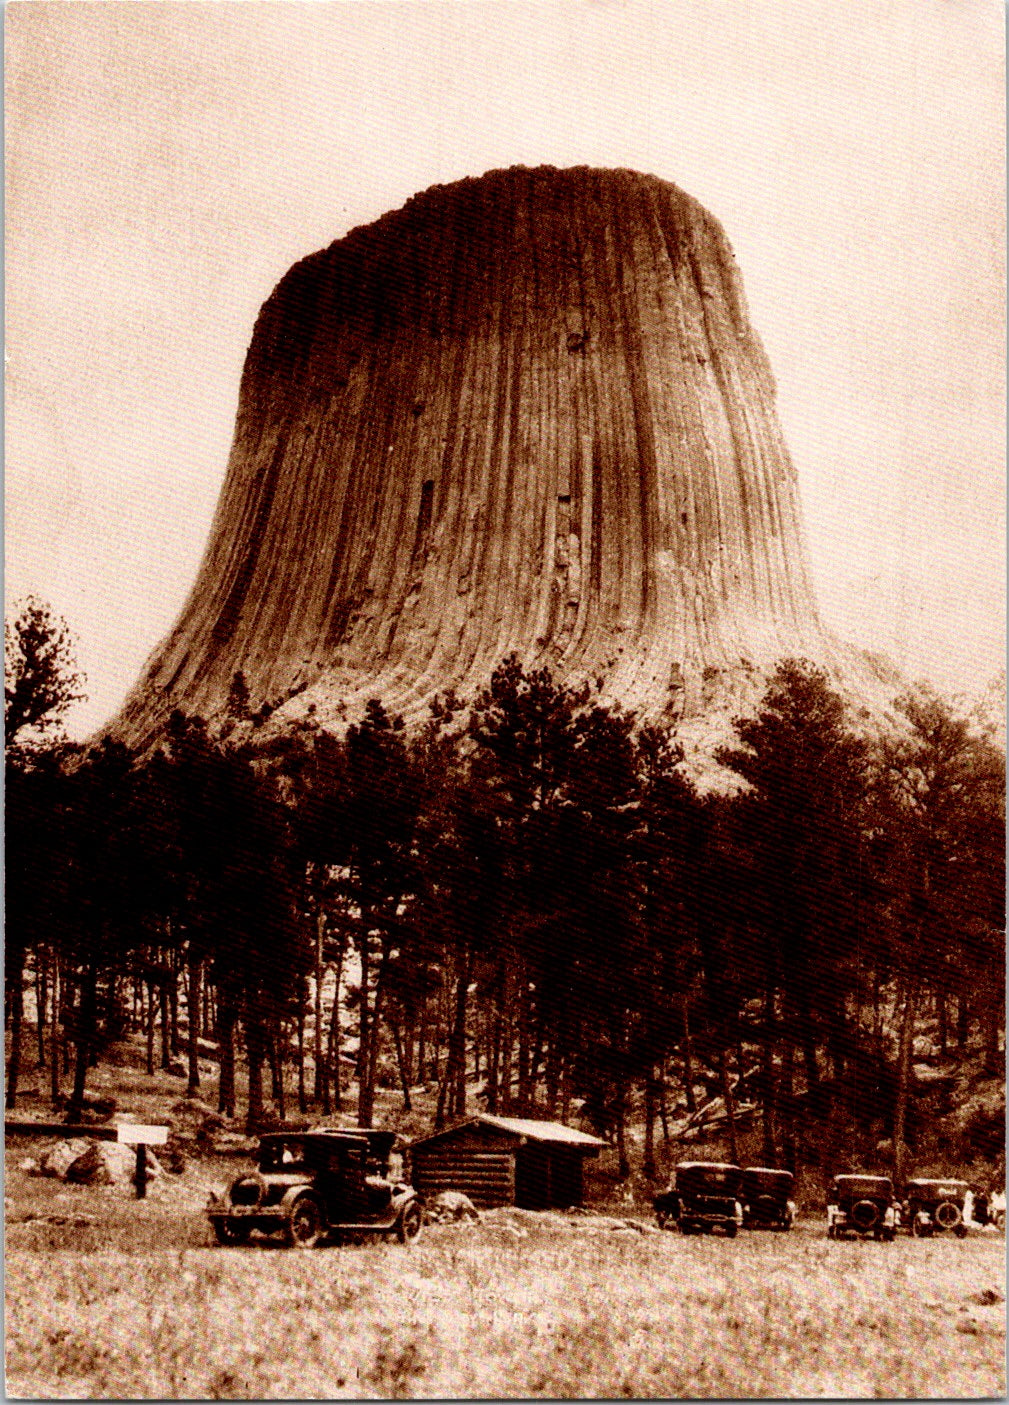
[995,1210,1005,1232]
[397,1201,423,1244]
[934,1201,962,1231]
[954,1225,968,1240]
[724,1222,738,1239]
[850,1199,880,1232]
[212,1217,251,1246]
[287,1195,324,1249]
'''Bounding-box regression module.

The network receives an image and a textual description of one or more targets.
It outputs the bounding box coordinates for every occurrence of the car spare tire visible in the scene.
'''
[934,1200,962,1230]
[850,1199,880,1231]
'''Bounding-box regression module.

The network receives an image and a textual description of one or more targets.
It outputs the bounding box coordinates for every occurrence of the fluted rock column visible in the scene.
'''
[115,165,840,748]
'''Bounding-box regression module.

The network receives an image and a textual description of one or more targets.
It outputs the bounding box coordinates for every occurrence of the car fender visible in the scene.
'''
[279,1184,326,1221]
[227,1168,268,1210]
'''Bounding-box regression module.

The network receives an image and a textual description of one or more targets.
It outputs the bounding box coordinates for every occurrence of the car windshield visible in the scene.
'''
[743,1169,793,1195]
[678,1164,742,1195]
[833,1175,893,1199]
[906,1180,968,1199]
[258,1139,308,1172]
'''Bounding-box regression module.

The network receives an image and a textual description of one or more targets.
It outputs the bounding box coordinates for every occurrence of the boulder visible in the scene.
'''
[38,1139,91,1179]
[66,1140,162,1186]
[424,1190,481,1224]
[195,1114,229,1144]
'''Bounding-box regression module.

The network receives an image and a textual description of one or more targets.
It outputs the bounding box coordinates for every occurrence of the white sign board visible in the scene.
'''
[116,1124,168,1146]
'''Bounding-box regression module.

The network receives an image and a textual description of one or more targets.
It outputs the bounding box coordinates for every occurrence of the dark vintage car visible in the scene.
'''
[901,1178,970,1238]
[826,1173,897,1241]
[207,1128,422,1248]
[653,1177,681,1230]
[667,1161,744,1237]
[741,1167,796,1230]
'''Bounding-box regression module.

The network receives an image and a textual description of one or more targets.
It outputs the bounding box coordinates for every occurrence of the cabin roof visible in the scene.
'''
[410,1114,605,1150]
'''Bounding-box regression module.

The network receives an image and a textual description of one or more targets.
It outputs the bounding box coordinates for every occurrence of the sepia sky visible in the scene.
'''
[6,0,1005,739]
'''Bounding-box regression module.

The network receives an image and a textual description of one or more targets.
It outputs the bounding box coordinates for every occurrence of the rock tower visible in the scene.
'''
[115,166,880,753]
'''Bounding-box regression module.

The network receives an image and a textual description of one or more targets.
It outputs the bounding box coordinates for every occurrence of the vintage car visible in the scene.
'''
[207,1128,422,1248]
[671,1161,744,1237]
[901,1178,970,1238]
[653,1177,681,1230]
[741,1167,796,1230]
[826,1173,897,1241]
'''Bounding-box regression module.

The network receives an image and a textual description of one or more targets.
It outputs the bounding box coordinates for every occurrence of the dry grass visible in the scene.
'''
[6,1153,1005,1399]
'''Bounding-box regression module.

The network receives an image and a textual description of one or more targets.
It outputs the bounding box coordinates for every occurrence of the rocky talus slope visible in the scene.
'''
[113,166,896,759]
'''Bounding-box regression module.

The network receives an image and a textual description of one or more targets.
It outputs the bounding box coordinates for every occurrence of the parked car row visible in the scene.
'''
[653,1162,794,1237]
[204,1134,1001,1250]
[654,1162,1000,1242]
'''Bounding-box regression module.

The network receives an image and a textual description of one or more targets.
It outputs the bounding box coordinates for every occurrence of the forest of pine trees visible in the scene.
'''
[5,602,1006,1181]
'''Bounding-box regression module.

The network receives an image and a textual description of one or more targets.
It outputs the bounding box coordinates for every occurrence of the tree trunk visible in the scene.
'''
[643,1067,657,1180]
[760,976,776,1165]
[169,947,181,1057]
[186,951,202,1094]
[658,1073,671,1144]
[681,997,696,1113]
[296,985,307,1115]
[314,911,325,1105]
[938,989,949,1056]
[891,975,918,1188]
[66,961,97,1123]
[485,998,500,1113]
[36,954,47,1069]
[362,937,394,1127]
[217,995,237,1119]
[5,946,26,1109]
[451,959,471,1120]
[799,984,819,1092]
[274,1027,286,1121]
[391,1018,412,1111]
[516,970,532,1109]
[615,1099,630,1180]
[718,1044,739,1166]
[327,944,345,1112]
[982,972,1003,1078]
[146,978,156,1076]
[436,962,470,1130]
[356,923,373,1126]
[159,974,171,1071]
[245,1017,267,1133]
[779,1038,796,1174]
[49,951,61,1105]
[956,991,969,1049]
[544,1034,561,1120]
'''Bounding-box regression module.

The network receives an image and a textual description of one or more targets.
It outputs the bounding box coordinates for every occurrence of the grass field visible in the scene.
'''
[5,1150,1005,1399]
